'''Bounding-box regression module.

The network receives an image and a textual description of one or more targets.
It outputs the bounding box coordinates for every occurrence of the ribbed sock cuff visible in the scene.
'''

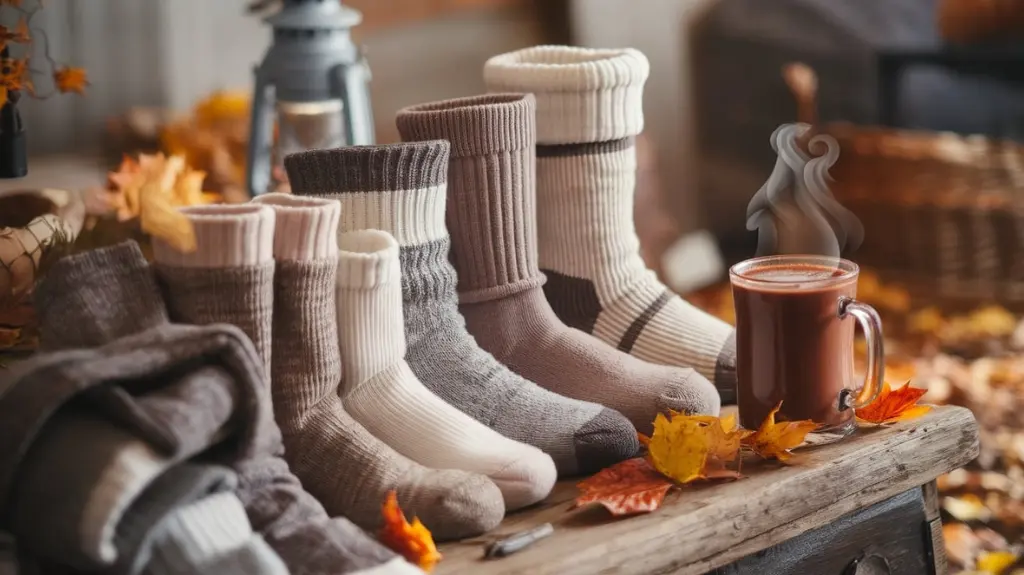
[337,230,401,290]
[251,193,340,261]
[152,205,275,268]
[483,45,649,143]
[285,142,450,195]
[396,94,535,158]
[33,241,169,350]
[148,492,255,574]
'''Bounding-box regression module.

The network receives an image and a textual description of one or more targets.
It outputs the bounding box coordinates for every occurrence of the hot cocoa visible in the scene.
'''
[732,261,857,430]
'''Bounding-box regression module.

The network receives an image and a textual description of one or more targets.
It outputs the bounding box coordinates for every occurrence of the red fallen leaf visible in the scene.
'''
[573,457,674,516]
[856,381,932,425]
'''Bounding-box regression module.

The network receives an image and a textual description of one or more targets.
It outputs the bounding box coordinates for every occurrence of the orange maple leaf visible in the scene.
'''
[742,402,818,463]
[0,57,27,92]
[0,18,30,47]
[574,457,675,516]
[855,381,932,425]
[53,66,88,95]
[378,491,442,572]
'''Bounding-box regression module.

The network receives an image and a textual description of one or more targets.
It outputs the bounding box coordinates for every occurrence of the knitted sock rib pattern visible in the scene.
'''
[287,141,619,476]
[484,45,737,402]
[251,193,506,537]
[396,92,718,433]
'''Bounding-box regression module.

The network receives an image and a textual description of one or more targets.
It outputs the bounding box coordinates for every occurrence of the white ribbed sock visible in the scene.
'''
[336,229,556,510]
[484,45,738,400]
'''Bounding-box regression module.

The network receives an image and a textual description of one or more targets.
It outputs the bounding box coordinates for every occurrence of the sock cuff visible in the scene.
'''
[152,205,275,268]
[483,45,649,144]
[159,492,253,563]
[251,193,340,261]
[396,93,535,158]
[33,241,170,350]
[285,142,450,195]
[337,230,401,290]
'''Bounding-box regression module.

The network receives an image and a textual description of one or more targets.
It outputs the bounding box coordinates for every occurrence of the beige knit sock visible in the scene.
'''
[152,205,276,377]
[396,93,718,433]
[484,45,738,402]
[250,193,505,539]
[336,228,556,510]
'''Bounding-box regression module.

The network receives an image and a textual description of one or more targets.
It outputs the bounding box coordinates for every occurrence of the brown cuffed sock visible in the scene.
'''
[484,46,737,403]
[250,193,505,540]
[151,205,276,377]
[396,93,718,434]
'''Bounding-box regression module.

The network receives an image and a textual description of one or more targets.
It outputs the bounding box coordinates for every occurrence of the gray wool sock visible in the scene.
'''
[250,193,504,540]
[151,205,276,377]
[285,141,635,476]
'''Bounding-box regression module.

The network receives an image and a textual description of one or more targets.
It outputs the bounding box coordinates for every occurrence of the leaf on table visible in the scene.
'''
[53,66,88,95]
[742,402,817,462]
[856,381,932,425]
[574,457,675,516]
[378,491,442,573]
[646,411,747,484]
[976,550,1017,574]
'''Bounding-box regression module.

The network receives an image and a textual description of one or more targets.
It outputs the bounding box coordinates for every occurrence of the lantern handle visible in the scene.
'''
[246,67,275,197]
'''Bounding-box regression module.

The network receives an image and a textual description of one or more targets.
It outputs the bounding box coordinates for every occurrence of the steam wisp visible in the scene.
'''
[746,123,863,259]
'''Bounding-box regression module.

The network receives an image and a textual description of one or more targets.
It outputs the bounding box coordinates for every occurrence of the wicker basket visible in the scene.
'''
[783,64,1024,306]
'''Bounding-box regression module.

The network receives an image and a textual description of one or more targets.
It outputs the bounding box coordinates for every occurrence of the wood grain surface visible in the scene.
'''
[437,406,978,575]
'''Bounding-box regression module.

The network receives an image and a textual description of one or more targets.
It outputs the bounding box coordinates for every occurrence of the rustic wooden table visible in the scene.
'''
[438,406,978,575]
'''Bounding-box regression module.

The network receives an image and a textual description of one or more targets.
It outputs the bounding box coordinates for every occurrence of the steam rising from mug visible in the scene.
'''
[746,123,864,259]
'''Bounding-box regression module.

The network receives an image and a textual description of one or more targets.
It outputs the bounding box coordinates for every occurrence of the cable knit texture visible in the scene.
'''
[287,141,636,477]
[397,92,718,435]
[336,229,555,510]
[484,45,738,403]
[152,205,276,378]
[257,196,504,538]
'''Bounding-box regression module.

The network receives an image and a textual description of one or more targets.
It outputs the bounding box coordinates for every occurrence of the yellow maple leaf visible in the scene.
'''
[646,412,746,483]
[742,402,818,462]
[106,153,200,252]
[976,550,1017,574]
[378,491,442,572]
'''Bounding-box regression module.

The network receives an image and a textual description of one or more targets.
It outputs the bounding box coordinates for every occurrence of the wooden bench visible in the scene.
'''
[438,405,978,575]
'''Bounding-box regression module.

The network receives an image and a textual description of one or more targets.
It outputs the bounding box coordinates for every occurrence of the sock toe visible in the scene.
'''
[414,471,505,541]
[574,408,640,475]
[489,451,557,511]
[655,368,722,426]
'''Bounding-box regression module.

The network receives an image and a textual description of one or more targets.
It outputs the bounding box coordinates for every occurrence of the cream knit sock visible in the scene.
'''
[152,205,276,377]
[336,229,556,510]
[484,45,738,401]
[250,193,506,538]
[286,141,640,478]
[397,92,720,433]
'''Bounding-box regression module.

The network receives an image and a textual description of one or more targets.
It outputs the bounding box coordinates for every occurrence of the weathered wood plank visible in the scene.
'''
[714,488,928,575]
[437,406,978,575]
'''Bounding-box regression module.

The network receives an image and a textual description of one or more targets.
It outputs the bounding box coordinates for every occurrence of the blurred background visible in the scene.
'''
[3,1,1024,572]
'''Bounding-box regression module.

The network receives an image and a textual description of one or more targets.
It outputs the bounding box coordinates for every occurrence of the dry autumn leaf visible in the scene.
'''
[53,66,88,95]
[646,411,747,483]
[976,550,1017,574]
[106,153,206,252]
[855,381,932,425]
[574,457,674,516]
[378,491,442,573]
[742,402,817,462]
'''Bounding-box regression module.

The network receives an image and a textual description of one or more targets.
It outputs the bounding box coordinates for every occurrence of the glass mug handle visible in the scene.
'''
[837,296,885,411]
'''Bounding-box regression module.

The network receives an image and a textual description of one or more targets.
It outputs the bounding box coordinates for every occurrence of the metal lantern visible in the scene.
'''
[246,0,374,196]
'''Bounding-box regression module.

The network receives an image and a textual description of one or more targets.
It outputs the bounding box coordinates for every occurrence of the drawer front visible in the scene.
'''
[710,488,934,575]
